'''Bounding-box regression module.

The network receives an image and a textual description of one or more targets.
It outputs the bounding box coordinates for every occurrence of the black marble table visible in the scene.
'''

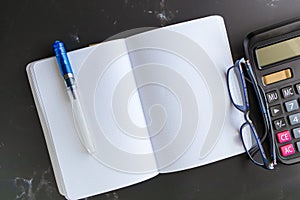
[2,0,300,199]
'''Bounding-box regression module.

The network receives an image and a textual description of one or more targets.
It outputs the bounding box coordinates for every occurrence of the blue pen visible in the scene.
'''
[53,41,96,154]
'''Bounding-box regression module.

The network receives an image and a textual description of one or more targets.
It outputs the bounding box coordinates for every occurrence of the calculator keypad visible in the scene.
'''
[267,83,300,159]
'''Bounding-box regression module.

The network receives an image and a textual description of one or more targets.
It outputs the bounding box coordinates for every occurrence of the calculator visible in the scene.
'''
[244,18,300,164]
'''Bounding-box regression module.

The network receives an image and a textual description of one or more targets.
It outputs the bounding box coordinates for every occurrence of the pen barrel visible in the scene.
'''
[71,96,96,154]
[53,41,74,76]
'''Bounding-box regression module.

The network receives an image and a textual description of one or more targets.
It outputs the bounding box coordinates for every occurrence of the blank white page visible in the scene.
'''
[125,16,245,173]
[28,39,158,200]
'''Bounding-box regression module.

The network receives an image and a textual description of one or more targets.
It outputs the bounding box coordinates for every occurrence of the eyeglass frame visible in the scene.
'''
[226,58,277,170]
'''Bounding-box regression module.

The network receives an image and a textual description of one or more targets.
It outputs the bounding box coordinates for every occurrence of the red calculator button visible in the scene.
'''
[280,144,295,157]
[276,130,292,143]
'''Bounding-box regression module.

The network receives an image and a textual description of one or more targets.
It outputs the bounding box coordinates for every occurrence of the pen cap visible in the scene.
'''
[53,41,74,77]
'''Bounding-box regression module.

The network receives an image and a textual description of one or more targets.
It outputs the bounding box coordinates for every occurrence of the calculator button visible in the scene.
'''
[281,86,295,99]
[289,113,300,125]
[296,142,300,152]
[270,105,282,117]
[276,130,292,143]
[295,84,300,94]
[273,118,287,130]
[280,144,295,157]
[293,127,300,138]
[266,91,279,103]
[284,99,299,112]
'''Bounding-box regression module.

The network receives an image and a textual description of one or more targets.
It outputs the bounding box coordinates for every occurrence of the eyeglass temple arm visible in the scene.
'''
[243,59,277,166]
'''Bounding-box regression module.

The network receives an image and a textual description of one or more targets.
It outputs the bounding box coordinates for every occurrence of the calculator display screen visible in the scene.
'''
[256,36,300,67]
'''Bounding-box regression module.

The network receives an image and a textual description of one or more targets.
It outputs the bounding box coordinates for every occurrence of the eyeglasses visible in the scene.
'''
[226,58,277,170]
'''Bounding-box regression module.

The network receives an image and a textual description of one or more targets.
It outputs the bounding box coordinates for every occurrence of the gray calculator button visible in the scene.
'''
[297,142,300,152]
[266,91,279,103]
[293,127,300,139]
[270,104,282,117]
[289,113,300,125]
[285,99,299,112]
[273,118,287,130]
[281,86,295,99]
[296,84,300,94]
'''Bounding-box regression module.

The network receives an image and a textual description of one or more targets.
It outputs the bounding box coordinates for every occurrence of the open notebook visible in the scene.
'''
[27,15,245,199]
